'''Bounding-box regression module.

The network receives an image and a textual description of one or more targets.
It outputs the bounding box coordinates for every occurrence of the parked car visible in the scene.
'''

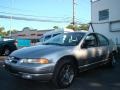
[4,31,117,88]
[36,28,74,45]
[0,39,17,56]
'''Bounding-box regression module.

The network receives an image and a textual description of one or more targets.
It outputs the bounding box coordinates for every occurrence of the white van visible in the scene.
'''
[36,28,74,45]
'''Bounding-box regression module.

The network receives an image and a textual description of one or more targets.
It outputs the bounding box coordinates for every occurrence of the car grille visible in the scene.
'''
[11,60,18,63]
[8,56,20,64]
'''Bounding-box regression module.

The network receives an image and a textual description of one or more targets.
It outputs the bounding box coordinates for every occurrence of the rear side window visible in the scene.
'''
[44,35,51,41]
[97,34,109,46]
[53,33,61,37]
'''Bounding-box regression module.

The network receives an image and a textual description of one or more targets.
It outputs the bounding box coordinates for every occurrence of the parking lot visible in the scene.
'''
[0,56,120,90]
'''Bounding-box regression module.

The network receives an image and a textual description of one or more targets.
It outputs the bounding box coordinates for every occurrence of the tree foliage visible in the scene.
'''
[7,29,17,35]
[66,24,89,31]
[0,26,7,37]
[79,24,89,30]
[0,25,17,37]
[53,26,59,29]
[66,24,80,31]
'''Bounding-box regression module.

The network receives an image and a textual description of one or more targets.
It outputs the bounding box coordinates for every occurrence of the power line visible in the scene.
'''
[0,5,71,19]
[0,5,36,13]
[0,11,71,19]
[0,15,70,23]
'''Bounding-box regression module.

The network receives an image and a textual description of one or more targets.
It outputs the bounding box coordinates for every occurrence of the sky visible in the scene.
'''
[0,0,91,31]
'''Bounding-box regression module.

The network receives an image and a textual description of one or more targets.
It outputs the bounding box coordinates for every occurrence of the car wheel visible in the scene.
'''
[4,48,11,56]
[0,52,2,56]
[107,53,116,67]
[53,62,75,88]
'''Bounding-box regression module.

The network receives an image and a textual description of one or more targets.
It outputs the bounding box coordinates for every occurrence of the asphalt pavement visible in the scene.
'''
[0,56,120,90]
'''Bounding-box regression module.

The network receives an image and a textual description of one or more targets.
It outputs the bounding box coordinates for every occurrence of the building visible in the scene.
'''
[11,27,54,39]
[11,27,54,44]
[89,0,120,48]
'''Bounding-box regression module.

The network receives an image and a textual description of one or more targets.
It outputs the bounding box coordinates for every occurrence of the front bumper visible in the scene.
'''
[4,63,54,81]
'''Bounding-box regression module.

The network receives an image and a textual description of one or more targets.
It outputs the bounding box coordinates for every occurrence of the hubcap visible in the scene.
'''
[60,64,74,85]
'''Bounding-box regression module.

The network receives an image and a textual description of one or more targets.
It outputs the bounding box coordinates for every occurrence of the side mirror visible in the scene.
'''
[86,40,95,47]
[81,41,87,49]
[81,40,95,48]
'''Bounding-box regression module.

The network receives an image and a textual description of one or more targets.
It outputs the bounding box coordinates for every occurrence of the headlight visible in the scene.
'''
[21,58,49,64]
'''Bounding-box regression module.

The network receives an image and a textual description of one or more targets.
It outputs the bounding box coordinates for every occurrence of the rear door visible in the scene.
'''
[96,33,109,61]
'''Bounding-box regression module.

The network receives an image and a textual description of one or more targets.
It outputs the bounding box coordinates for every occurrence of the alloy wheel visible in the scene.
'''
[59,64,75,86]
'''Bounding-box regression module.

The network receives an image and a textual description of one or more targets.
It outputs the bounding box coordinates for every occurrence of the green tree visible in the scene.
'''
[66,24,80,31]
[66,24,89,31]
[0,27,4,33]
[7,29,17,36]
[53,26,59,29]
[0,26,7,37]
[79,24,89,30]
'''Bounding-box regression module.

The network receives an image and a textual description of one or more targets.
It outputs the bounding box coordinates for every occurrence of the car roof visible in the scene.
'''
[65,31,106,37]
[43,28,74,36]
[64,30,88,34]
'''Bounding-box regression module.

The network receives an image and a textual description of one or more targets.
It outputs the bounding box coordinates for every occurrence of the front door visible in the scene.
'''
[81,34,99,65]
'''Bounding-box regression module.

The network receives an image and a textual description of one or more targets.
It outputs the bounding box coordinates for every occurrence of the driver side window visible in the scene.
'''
[82,34,97,48]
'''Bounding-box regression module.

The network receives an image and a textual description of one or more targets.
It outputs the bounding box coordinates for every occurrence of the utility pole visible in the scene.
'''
[72,0,75,30]
[10,0,13,37]
[10,15,12,37]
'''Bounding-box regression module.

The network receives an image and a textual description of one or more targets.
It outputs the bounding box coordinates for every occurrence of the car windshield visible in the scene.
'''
[43,32,85,46]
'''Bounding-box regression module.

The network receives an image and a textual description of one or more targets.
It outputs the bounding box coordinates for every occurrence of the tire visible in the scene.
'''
[0,52,2,56]
[52,60,75,88]
[107,53,116,67]
[4,47,11,56]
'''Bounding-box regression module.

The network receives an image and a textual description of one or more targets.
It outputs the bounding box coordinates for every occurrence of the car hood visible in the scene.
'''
[10,45,74,59]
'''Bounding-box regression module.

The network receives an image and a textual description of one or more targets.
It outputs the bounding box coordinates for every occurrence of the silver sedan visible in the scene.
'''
[4,31,117,88]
